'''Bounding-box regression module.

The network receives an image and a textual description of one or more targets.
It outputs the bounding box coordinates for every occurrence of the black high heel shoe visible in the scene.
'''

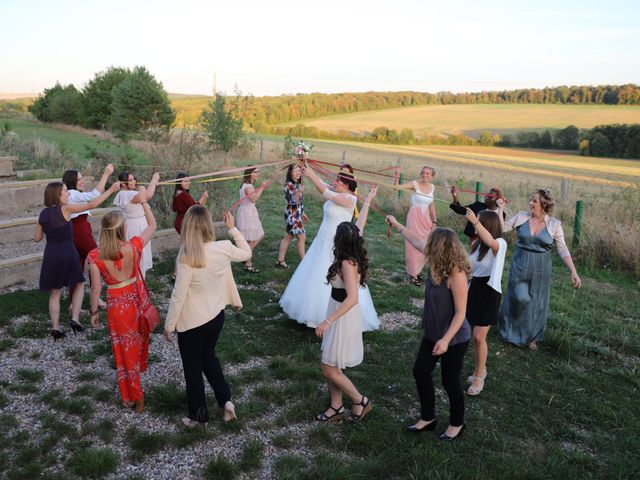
[439,424,466,442]
[407,418,438,433]
[69,320,85,335]
[50,329,66,341]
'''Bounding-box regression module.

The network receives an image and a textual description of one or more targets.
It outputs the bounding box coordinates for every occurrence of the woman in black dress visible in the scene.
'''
[35,181,120,339]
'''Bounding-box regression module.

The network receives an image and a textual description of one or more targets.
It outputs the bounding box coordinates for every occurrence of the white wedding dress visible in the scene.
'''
[279,192,379,331]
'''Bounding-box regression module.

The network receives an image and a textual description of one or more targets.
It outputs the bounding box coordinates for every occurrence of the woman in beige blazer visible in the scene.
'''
[164,205,251,426]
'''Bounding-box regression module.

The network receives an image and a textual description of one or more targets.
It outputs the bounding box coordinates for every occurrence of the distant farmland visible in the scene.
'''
[274,103,640,138]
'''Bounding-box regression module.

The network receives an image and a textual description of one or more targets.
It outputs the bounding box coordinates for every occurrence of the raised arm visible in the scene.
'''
[131,172,160,203]
[465,208,500,254]
[303,162,328,194]
[355,186,378,235]
[137,186,157,246]
[245,183,264,203]
[315,260,360,338]
[198,190,208,205]
[94,163,115,193]
[386,215,427,252]
[63,181,121,216]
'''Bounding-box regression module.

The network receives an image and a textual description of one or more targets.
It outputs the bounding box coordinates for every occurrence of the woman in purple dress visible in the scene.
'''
[35,181,120,340]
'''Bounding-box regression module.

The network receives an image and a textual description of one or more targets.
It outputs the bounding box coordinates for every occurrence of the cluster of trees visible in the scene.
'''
[271,123,479,147]
[29,67,175,136]
[581,125,640,159]
[500,125,581,150]
[235,85,640,131]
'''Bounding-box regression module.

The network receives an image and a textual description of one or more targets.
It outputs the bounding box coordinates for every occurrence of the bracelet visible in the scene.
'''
[141,202,149,205]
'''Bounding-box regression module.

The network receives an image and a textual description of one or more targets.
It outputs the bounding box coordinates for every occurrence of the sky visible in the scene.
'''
[2,0,639,97]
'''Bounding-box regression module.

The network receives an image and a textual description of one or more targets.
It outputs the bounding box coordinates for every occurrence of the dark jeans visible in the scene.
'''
[177,310,230,423]
[413,337,469,426]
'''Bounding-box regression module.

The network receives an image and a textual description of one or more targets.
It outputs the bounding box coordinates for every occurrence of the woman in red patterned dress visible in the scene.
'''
[87,187,157,412]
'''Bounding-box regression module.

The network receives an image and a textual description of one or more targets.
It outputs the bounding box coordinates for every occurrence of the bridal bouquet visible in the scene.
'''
[290,140,313,160]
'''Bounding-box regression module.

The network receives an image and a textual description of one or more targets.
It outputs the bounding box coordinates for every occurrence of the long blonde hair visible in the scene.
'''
[424,228,471,285]
[99,210,127,261]
[179,205,216,268]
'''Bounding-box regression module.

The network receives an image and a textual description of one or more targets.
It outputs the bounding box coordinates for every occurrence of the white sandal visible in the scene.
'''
[466,376,485,396]
[466,370,487,384]
[223,401,237,422]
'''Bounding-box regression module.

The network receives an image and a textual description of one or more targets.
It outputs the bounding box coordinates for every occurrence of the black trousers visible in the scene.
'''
[177,310,230,423]
[413,337,469,426]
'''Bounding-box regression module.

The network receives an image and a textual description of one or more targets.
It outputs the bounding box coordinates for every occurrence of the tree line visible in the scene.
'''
[236,85,640,131]
[28,66,175,137]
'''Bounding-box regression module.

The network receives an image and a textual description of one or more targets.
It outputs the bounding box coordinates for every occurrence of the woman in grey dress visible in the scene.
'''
[499,189,581,350]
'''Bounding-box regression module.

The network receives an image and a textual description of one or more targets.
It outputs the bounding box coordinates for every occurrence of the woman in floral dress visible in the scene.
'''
[276,164,308,268]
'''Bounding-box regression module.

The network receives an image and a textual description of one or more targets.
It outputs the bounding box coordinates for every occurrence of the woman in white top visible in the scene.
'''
[315,187,377,423]
[398,166,437,286]
[279,164,379,331]
[463,205,507,395]
[113,171,160,277]
[164,206,251,426]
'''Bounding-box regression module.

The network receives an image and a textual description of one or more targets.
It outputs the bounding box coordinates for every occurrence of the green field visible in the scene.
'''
[276,103,640,138]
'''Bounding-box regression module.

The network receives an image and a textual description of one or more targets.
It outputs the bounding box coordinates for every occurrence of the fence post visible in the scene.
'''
[259,139,264,163]
[561,179,569,208]
[393,157,402,213]
[475,181,483,202]
[573,200,584,247]
[341,150,346,164]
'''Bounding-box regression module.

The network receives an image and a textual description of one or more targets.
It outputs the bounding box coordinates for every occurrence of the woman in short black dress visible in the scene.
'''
[463,207,507,396]
[35,181,119,339]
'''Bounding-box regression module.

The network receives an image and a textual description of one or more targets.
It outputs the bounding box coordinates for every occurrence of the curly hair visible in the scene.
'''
[533,189,555,214]
[326,222,368,286]
[424,228,471,285]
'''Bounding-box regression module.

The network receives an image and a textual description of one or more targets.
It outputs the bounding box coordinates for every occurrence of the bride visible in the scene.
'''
[279,163,379,331]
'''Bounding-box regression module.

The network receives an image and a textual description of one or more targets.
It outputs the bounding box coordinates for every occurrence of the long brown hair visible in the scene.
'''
[99,210,127,261]
[326,222,368,286]
[242,167,256,185]
[470,210,503,261]
[178,205,216,268]
[44,182,64,207]
[424,228,471,285]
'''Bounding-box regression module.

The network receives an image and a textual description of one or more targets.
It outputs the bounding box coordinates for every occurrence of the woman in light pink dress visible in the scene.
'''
[398,166,437,286]
[236,167,265,272]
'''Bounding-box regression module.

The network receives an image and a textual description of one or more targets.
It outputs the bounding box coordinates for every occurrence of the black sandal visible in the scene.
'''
[275,260,289,269]
[409,276,422,287]
[350,396,372,422]
[244,265,260,273]
[315,405,345,423]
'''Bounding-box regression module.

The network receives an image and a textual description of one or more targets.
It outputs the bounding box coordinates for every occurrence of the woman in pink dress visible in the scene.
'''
[236,167,265,272]
[398,166,438,286]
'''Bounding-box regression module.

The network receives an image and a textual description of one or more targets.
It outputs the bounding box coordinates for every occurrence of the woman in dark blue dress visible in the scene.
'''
[35,181,120,339]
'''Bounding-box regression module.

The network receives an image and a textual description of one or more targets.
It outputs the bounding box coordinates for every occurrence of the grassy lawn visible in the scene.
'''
[0,176,638,478]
